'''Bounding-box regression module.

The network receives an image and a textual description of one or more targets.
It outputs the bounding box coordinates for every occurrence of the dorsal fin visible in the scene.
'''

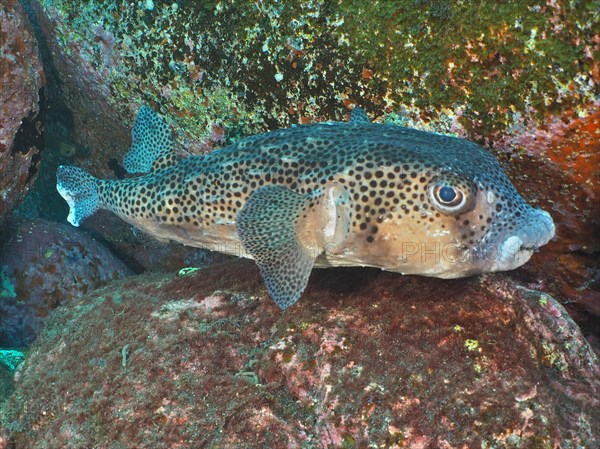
[236,184,351,309]
[349,107,370,124]
[123,106,179,174]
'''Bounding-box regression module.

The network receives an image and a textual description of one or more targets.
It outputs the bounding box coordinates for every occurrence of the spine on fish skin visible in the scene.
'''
[56,165,102,227]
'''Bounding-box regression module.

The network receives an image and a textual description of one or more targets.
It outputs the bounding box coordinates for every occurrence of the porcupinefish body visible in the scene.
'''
[57,106,555,309]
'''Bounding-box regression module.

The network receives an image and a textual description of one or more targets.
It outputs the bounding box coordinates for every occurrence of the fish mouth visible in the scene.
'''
[490,210,555,272]
[519,243,538,251]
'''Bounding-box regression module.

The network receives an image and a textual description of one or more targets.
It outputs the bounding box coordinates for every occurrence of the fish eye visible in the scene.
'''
[438,186,458,204]
[429,183,473,215]
[435,185,462,206]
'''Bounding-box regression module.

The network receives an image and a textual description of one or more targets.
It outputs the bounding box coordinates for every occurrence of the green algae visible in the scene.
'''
[337,0,597,133]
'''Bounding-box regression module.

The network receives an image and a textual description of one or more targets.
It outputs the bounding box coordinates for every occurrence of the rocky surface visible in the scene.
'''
[1,261,598,448]
[0,365,14,409]
[27,0,599,342]
[0,0,46,225]
[0,219,132,347]
[499,111,600,347]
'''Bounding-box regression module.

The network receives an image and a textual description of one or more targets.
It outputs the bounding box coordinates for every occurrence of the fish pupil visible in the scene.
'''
[439,186,457,203]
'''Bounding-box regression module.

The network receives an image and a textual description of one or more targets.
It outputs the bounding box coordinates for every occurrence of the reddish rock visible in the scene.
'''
[0,0,46,224]
[1,261,598,448]
[0,219,132,347]
[497,110,600,350]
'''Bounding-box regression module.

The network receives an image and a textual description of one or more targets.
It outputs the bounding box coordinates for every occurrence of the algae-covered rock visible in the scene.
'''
[31,0,598,138]
[0,364,15,413]
[0,219,133,347]
[1,261,598,448]
[0,0,46,225]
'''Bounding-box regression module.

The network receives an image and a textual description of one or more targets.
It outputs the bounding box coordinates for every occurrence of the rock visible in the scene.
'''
[0,0,46,225]
[1,261,598,447]
[0,219,132,347]
[30,1,597,142]
[0,364,14,410]
[497,112,600,339]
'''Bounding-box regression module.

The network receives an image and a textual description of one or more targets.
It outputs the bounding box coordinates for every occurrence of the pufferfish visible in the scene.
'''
[56,106,555,309]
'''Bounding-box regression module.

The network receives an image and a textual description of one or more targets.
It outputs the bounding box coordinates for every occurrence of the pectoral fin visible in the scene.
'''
[236,184,350,309]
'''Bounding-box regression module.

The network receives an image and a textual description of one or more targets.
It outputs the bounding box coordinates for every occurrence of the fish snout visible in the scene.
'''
[490,208,555,272]
[518,209,555,251]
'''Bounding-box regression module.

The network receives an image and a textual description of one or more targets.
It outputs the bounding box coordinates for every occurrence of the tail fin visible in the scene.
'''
[56,166,100,227]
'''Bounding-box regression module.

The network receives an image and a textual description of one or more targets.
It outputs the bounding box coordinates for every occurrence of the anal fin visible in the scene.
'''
[131,227,166,247]
[236,184,350,309]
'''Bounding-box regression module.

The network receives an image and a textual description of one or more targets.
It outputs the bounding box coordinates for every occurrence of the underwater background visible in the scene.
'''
[0,0,598,447]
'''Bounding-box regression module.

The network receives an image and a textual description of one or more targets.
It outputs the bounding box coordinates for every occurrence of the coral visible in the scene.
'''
[1,261,598,447]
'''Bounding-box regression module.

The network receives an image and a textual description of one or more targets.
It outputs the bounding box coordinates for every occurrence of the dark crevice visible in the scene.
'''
[108,158,127,179]
[10,93,44,156]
